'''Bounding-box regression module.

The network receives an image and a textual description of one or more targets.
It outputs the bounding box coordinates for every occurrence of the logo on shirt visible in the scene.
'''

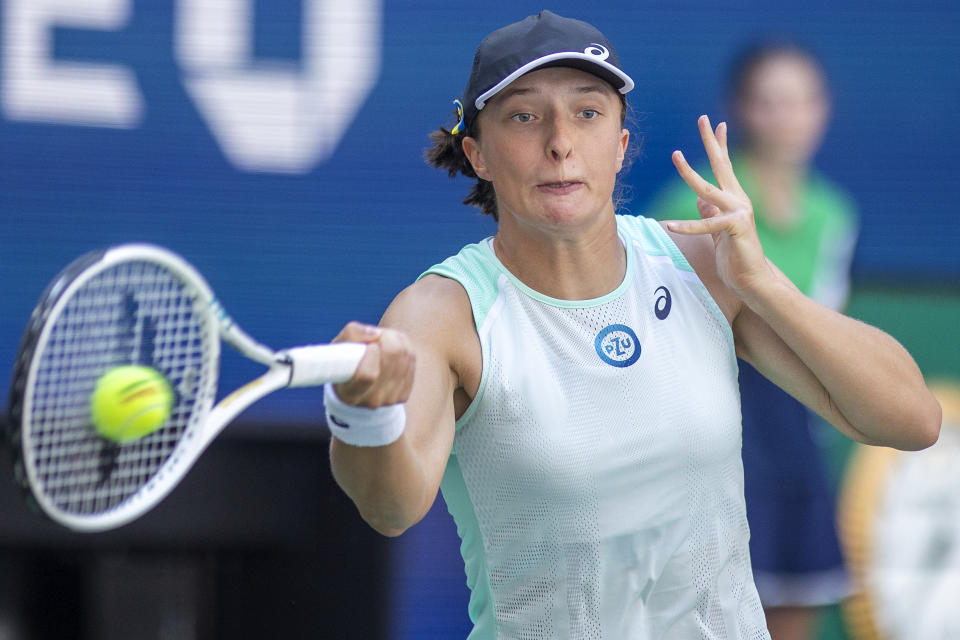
[654,286,672,320]
[595,324,641,367]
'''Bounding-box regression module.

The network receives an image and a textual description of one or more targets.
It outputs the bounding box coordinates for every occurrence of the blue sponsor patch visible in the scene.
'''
[595,324,641,367]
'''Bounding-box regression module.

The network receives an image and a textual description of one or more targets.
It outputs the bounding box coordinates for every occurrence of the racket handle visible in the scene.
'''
[282,343,367,387]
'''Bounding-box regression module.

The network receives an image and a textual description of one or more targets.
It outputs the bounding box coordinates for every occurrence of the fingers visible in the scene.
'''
[332,321,383,344]
[698,115,739,194]
[671,149,740,212]
[696,196,723,219]
[333,324,416,409]
[671,115,752,226]
[665,214,734,236]
[716,120,728,156]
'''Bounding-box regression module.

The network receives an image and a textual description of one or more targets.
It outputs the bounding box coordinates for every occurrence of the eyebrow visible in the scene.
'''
[495,82,614,104]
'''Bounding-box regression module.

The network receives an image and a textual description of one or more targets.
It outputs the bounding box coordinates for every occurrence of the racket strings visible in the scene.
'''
[26,261,213,517]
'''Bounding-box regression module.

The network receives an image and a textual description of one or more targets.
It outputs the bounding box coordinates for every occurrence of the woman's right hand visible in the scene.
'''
[326,278,473,536]
[331,321,416,409]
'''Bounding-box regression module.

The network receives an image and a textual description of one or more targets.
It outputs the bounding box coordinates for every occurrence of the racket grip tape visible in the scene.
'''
[281,343,366,387]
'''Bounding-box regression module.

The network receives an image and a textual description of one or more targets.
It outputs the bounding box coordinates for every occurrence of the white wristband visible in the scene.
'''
[323,383,406,447]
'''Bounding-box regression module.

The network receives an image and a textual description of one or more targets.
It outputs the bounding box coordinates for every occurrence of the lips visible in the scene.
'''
[537,180,583,193]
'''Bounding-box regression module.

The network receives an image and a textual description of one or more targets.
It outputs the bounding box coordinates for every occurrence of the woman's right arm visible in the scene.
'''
[328,275,475,536]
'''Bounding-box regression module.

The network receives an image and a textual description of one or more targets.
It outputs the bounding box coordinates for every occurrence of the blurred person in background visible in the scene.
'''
[648,42,858,640]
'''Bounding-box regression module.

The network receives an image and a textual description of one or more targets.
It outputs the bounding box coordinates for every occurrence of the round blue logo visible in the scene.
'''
[594,324,641,367]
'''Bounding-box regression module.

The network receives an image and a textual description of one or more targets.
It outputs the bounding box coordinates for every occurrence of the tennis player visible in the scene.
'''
[324,11,941,639]
[649,42,858,639]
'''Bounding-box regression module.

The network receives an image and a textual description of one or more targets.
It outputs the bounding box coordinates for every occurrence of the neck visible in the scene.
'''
[493,212,625,300]
[743,152,809,229]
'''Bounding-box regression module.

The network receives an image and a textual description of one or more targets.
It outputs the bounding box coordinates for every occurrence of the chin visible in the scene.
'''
[538,201,588,223]
[759,145,815,168]
[544,207,611,230]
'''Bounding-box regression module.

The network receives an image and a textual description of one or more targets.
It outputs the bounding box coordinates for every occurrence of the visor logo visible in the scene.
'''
[584,43,609,60]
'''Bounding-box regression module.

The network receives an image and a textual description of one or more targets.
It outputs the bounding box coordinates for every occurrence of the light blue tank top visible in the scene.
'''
[420,215,769,639]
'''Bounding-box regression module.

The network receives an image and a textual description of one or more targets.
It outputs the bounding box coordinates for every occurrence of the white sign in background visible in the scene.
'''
[2,0,382,174]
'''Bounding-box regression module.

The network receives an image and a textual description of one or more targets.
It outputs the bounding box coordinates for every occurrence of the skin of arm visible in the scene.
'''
[667,115,942,451]
[328,275,478,536]
[332,113,940,539]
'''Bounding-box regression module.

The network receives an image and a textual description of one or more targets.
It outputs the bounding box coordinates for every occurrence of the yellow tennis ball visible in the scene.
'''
[90,365,174,442]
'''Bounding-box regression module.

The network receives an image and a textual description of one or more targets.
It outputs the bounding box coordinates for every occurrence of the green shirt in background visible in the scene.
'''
[645,156,859,310]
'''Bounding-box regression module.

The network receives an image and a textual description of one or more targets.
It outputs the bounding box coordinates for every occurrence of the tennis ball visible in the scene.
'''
[90,365,174,442]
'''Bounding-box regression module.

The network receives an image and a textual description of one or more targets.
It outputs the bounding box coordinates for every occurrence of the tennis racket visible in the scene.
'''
[6,243,365,533]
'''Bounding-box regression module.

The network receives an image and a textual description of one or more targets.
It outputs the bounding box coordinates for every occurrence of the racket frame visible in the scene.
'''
[10,244,363,532]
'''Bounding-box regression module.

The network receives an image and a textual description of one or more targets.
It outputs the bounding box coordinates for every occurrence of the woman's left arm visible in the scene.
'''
[667,115,942,451]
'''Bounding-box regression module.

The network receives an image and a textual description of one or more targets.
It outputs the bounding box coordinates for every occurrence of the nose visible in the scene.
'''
[545,116,574,163]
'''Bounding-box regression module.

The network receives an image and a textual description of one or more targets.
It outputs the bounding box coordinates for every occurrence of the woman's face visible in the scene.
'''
[462,67,629,236]
[737,54,830,167]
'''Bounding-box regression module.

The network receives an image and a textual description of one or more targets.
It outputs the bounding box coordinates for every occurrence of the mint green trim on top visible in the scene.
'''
[440,455,496,639]
[419,215,736,429]
[419,247,500,637]
[420,220,641,314]
[621,214,736,352]
[616,214,695,272]
[417,224,638,430]
[481,232,636,309]
[418,239,503,331]
[418,241,500,432]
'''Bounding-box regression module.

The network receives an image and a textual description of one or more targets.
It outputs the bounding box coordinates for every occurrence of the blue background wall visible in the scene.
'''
[2,1,958,637]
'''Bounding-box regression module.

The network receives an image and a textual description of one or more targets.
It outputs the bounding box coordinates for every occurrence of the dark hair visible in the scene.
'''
[425,93,631,222]
[727,40,827,103]
[424,114,499,219]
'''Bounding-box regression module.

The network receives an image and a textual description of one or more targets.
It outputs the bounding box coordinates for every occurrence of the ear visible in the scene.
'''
[615,128,630,172]
[462,136,491,181]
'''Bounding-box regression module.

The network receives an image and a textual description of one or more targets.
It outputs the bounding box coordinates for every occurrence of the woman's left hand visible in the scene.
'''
[666,115,775,298]
[666,118,941,452]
